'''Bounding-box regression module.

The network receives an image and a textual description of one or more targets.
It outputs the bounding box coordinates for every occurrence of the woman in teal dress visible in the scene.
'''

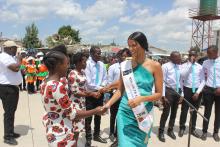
[104,32,163,147]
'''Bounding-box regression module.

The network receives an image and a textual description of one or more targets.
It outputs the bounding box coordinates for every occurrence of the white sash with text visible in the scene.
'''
[121,59,153,141]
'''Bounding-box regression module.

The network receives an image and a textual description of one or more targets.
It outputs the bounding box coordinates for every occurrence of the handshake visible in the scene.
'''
[98,86,112,94]
[94,102,111,116]
[85,86,111,99]
[94,105,109,116]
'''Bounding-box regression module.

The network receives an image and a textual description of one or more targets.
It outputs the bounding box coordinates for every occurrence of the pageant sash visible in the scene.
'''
[120,58,153,141]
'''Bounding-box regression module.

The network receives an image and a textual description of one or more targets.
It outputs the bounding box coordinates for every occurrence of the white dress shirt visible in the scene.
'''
[0,52,22,85]
[181,61,205,94]
[162,62,183,96]
[85,57,107,91]
[107,62,120,85]
[202,57,220,88]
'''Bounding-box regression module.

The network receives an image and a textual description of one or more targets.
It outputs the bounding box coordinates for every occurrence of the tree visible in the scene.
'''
[46,25,81,48]
[23,23,42,49]
[46,34,63,48]
[58,25,81,43]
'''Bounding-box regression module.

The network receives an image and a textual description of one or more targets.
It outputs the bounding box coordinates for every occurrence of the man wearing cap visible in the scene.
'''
[0,40,22,145]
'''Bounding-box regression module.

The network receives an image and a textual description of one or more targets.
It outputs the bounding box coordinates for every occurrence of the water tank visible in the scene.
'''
[199,0,217,16]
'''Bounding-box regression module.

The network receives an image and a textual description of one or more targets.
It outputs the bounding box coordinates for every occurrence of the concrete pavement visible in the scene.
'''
[0,91,219,147]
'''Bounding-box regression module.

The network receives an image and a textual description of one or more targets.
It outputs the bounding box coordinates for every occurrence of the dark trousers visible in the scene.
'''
[27,83,35,93]
[19,74,26,90]
[0,84,19,138]
[159,87,181,132]
[110,97,120,137]
[85,95,104,140]
[179,86,201,131]
[202,86,220,133]
[36,79,42,91]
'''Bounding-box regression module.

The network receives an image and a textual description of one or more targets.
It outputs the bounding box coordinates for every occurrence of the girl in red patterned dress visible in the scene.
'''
[68,52,101,145]
[40,51,106,147]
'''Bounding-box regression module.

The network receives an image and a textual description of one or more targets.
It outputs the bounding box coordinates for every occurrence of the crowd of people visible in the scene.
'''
[0,31,220,147]
[17,50,48,94]
[157,47,220,144]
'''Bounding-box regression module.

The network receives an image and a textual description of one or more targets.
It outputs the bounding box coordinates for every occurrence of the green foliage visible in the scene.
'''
[46,25,81,48]
[46,35,63,48]
[23,23,42,49]
[58,25,81,43]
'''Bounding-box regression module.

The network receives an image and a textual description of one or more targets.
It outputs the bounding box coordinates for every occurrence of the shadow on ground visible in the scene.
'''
[152,125,213,138]
[14,125,34,136]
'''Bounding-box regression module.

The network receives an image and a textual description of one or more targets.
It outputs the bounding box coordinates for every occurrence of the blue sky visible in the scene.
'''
[1,0,219,52]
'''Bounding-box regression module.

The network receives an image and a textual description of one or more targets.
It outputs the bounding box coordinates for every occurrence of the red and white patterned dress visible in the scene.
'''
[40,77,77,147]
[68,69,87,133]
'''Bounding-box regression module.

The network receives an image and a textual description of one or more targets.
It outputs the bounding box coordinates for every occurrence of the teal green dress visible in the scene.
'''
[117,64,154,147]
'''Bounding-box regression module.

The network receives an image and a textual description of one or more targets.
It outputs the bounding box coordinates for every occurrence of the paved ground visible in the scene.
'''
[0,91,219,147]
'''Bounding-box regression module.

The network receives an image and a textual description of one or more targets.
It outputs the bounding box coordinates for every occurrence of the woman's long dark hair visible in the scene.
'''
[128,31,148,51]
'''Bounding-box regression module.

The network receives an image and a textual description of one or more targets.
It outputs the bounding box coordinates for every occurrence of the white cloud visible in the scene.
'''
[82,0,126,21]
[118,1,195,50]
[108,26,119,32]
[53,1,83,19]
[0,9,19,21]
[96,34,115,40]
[52,0,127,25]
[82,26,120,44]
[157,39,168,44]
[1,0,52,21]
[18,5,50,21]
[84,20,105,28]
[134,9,149,17]
[130,3,142,10]
[82,28,97,35]
[77,21,121,44]
[6,0,50,6]
[0,0,127,39]
[174,0,199,8]
[119,16,130,23]
[2,0,217,51]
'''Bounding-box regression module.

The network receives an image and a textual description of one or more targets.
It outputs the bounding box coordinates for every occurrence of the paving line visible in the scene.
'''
[27,92,35,147]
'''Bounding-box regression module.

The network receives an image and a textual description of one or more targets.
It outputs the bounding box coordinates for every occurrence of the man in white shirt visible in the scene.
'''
[179,50,205,138]
[158,51,183,142]
[84,46,108,146]
[201,45,220,142]
[0,41,22,145]
[102,48,132,147]
[107,53,121,142]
